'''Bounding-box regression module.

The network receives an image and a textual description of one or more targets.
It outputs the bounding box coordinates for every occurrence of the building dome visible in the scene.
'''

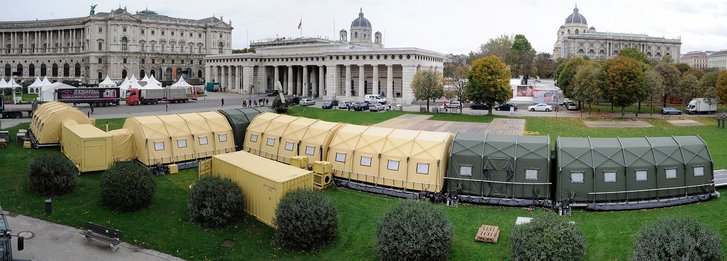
[565,6,587,24]
[351,8,371,27]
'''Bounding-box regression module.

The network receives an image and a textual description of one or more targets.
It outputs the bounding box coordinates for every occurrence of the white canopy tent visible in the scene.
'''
[0,78,7,88]
[28,77,45,94]
[118,77,142,98]
[41,76,52,86]
[139,80,163,89]
[39,82,75,102]
[170,76,192,88]
[99,76,116,88]
[147,74,162,87]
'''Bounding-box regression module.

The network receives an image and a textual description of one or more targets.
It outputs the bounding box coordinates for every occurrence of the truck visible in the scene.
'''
[125,87,196,105]
[56,87,121,107]
[0,98,33,118]
[1,208,26,261]
[686,98,717,114]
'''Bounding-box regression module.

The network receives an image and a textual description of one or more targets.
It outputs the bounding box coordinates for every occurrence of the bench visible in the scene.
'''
[80,222,123,251]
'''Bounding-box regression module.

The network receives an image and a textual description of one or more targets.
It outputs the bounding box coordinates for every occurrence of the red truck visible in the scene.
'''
[126,87,197,105]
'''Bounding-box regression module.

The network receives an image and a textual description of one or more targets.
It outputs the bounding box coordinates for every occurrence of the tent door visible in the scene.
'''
[485,158,514,197]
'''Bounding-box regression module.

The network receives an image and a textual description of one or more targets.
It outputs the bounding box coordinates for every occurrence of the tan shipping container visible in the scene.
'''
[210,151,313,228]
[61,123,113,173]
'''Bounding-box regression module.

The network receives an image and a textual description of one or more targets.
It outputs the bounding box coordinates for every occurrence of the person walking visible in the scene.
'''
[221,98,225,107]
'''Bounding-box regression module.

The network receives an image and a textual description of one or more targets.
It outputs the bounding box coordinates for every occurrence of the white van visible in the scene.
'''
[686,98,717,114]
[364,95,386,104]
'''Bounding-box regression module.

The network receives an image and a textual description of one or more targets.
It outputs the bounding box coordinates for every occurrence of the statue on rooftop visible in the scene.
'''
[90,4,97,15]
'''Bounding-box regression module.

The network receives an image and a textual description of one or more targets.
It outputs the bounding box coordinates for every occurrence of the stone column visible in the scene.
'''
[287,66,293,95]
[236,65,242,91]
[259,66,267,94]
[303,66,309,97]
[228,66,233,92]
[296,67,303,95]
[311,68,318,97]
[358,65,365,99]
[401,65,417,104]
[219,66,226,91]
[273,66,279,90]
[318,65,325,98]
[325,65,337,98]
[345,65,351,97]
[372,65,379,96]
[205,65,211,83]
[387,65,393,100]
[242,66,254,95]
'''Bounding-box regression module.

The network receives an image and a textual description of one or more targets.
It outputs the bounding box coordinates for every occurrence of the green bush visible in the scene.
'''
[376,201,453,260]
[633,216,722,261]
[28,153,77,196]
[274,189,338,251]
[188,176,245,228]
[100,162,156,212]
[510,212,586,261]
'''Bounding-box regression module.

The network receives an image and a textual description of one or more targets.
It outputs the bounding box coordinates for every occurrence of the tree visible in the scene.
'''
[653,63,681,106]
[572,61,603,115]
[675,63,691,74]
[449,64,469,114]
[644,70,665,115]
[619,48,650,65]
[509,34,536,77]
[476,34,512,61]
[556,57,587,98]
[411,69,443,111]
[661,54,674,63]
[465,55,512,115]
[717,70,727,104]
[532,53,555,78]
[602,56,646,117]
[679,74,701,104]
[701,70,719,106]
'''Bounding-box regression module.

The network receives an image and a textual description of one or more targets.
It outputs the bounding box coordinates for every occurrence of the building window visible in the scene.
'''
[694,166,704,177]
[571,172,584,184]
[387,160,400,171]
[98,58,102,63]
[635,170,648,181]
[665,168,677,180]
[98,41,103,51]
[218,42,223,54]
[199,136,208,145]
[177,139,187,148]
[250,134,258,142]
[141,29,145,34]
[151,30,155,35]
[122,26,127,33]
[525,169,538,181]
[171,31,174,36]
[416,163,429,175]
[141,59,145,64]
[161,31,165,36]
[218,134,227,142]
[459,165,472,176]
[123,58,127,64]
[151,59,155,64]
[266,137,275,147]
[199,33,202,38]
[604,171,617,183]
[98,27,102,33]
[154,141,165,151]
[335,152,346,163]
[360,156,372,167]
[305,146,315,156]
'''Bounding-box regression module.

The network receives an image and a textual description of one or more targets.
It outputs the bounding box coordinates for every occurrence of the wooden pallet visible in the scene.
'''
[475,225,500,243]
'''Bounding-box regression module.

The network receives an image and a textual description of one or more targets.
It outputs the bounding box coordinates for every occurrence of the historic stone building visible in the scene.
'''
[0,7,232,84]
[205,9,443,105]
[707,50,727,70]
[680,51,709,69]
[553,6,681,61]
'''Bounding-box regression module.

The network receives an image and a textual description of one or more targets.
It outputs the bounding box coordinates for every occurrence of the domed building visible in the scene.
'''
[553,5,681,61]
[206,8,442,105]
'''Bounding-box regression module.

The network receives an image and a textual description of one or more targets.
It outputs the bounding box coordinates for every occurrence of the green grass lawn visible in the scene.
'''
[0,111,725,260]
[287,106,495,125]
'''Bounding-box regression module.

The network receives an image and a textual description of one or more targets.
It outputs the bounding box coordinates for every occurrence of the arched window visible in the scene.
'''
[98,71,103,82]
[140,69,145,78]
[122,69,127,79]
[4,64,10,76]
[63,63,70,77]
[575,29,579,34]
[150,69,155,77]
[40,64,46,76]
[218,42,223,54]
[198,70,203,78]
[567,29,571,34]
[354,31,358,38]
[74,63,81,77]
[16,64,23,77]
[52,64,59,77]
[29,64,35,77]
[97,41,103,51]
[140,41,146,52]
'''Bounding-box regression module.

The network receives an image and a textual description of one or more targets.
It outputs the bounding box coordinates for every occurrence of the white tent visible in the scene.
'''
[39,82,75,102]
[118,77,142,98]
[99,76,116,88]
[140,80,163,89]
[28,77,45,94]
[0,78,7,88]
[148,74,162,87]
[41,76,52,86]
[6,77,21,89]
[170,76,192,88]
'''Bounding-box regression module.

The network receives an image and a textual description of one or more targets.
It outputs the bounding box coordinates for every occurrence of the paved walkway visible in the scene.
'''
[583,120,653,128]
[667,119,704,126]
[4,211,184,261]
[374,114,525,135]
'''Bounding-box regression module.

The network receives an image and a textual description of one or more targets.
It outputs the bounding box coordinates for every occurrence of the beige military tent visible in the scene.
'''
[351,127,395,184]
[378,129,420,189]
[197,111,236,155]
[124,116,173,165]
[327,125,370,179]
[157,114,197,162]
[258,114,298,160]
[243,112,280,155]
[30,102,92,145]
[178,113,216,158]
[299,120,344,163]
[61,123,113,172]
[277,117,318,163]
[406,131,453,192]
[108,128,135,161]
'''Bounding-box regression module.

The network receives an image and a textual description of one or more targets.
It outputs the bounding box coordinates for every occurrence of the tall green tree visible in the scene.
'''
[532,53,555,79]
[602,56,646,117]
[675,63,691,74]
[449,64,469,114]
[411,69,444,111]
[619,48,650,65]
[556,57,587,98]
[653,63,681,106]
[716,70,727,105]
[679,74,701,104]
[701,70,719,106]
[476,34,512,61]
[465,55,512,115]
[572,61,603,115]
[644,70,665,116]
[509,34,536,77]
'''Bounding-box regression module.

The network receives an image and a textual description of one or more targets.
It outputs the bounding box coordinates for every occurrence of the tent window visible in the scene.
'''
[199,136,208,145]
[694,166,704,177]
[335,152,346,163]
[416,163,429,175]
[459,165,472,176]
[360,156,372,167]
[177,139,187,148]
[387,160,400,171]
[305,145,315,156]
[665,168,677,180]
[250,134,258,142]
[154,141,165,151]
[218,134,228,142]
[603,171,616,183]
[284,141,295,151]
[570,172,584,184]
[635,170,648,181]
[266,137,275,147]
[525,169,538,180]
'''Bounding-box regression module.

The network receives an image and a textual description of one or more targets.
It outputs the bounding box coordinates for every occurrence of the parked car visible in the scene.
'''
[285,96,301,105]
[661,107,682,115]
[528,103,553,112]
[494,103,518,111]
[565,102,578,110]
[469,103,490,110]
[338,101,353,109]
[299,98,315,106]
[322,100,339,109]
[369,103,387,112]
[446,101,462,109]
[353,102,370,111]
[265,90,279,96]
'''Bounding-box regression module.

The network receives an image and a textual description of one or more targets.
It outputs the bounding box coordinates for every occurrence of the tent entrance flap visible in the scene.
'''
[485,158,514,197]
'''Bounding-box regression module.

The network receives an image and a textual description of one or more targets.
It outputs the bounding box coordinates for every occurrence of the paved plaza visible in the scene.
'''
[583,120,653,128]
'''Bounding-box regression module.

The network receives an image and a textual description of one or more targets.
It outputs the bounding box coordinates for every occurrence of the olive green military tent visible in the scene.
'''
[217,107,272,151]
[446,133,551,206]
[556,136,714,210]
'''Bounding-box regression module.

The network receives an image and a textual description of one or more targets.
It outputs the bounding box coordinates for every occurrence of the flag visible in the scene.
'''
[297,18,302,29]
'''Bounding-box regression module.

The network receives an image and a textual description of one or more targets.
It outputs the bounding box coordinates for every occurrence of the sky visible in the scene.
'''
[3,0,727,55]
